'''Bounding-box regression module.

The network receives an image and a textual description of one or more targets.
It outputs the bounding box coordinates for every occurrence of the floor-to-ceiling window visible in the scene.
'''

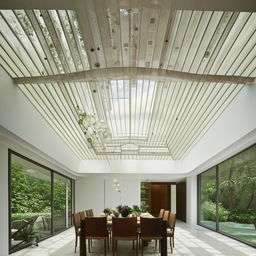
[198,167,217,230]
[198,145,256,247]
[9,151,74,253]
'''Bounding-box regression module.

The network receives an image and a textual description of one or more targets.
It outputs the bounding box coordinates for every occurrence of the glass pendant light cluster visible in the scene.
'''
[77,106,112,148]
[113,178,121,193]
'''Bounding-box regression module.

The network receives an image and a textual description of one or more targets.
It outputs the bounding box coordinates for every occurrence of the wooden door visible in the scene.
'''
[176,182,186,222]
[150,184,170,217]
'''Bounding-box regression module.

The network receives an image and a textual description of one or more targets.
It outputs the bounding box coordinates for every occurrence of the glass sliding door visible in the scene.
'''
[199,167,217,230]
[219,146,256,245]
[53,173,72,233]
[198,145,256,247]
[10,154,52,252]
[9,151,74,253]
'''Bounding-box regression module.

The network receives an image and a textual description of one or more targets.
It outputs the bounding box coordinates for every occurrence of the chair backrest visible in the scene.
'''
[140,217,163,238]
[163,210,169,224]
[158,209,165,218]
[72,213,81,231]
[168,213,176,230]
[86,209,94,217]
[79,211,86,221]
[85,217,108,237]
[112,217,137,237]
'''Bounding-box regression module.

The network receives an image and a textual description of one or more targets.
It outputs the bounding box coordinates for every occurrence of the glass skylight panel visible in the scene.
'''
[107,79,156,138]
[0,11,39,76]
[0,9,90,79]
[48,10,76,72]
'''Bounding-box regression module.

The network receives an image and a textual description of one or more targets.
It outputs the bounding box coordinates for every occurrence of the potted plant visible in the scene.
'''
[120,205,132,217]
[132,205,142,217]
[103,208,113,216]
[112,210,120,217]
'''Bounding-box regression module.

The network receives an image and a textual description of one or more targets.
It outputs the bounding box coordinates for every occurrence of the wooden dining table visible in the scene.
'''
[80,213,167,256]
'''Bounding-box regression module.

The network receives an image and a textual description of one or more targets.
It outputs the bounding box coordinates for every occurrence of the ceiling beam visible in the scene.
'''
[13,67,255,85]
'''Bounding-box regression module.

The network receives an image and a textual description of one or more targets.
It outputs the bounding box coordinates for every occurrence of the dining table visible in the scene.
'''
[80,213,167,256]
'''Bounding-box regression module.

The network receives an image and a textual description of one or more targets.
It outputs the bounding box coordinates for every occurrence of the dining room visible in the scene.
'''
[0,0,256,255]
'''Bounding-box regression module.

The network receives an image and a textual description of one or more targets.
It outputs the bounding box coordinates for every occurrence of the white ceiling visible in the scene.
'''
[0,0,255,162]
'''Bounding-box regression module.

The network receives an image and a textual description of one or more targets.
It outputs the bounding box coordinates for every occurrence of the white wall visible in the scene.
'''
[184,85,256,176]
[186,175,197,226]
[0,142,9,256]
[105,179,140,208]
[75,176,105,215]
[171,185,176,213]
[75,176,140,215]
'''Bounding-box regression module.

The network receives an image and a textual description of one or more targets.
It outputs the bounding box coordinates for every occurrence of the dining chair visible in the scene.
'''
[112,217,138,256]
[156,210,169,248]
[163,210,169,225]
[140,217,163,256]
[167,213,176,253]
[158,208,165,218]
[72,213,81,253]
[84,217,109,256]
[79,211,86,221]
[86,209,94,217]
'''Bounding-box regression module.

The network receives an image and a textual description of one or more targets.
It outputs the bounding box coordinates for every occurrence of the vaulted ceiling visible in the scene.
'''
[0,0,255,160]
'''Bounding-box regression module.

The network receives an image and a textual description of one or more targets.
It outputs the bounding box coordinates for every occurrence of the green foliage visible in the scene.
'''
[11,163,51,214]
[120,205,133,217]
[103,208,113,215]
[201,182,216,203]
[11,161,71,218]
[201,201,229,222]
[228,209,256,227]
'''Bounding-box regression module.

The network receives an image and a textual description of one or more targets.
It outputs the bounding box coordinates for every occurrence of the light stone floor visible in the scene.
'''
[13,221,256,256]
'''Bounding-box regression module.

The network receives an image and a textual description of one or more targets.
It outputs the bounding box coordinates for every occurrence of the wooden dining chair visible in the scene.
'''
[86,209,94,217]
[79,211,86,221]
[72,213,81,253]
[140,217,163,256]
[156,210,169,248]
[158,208,165,218]
[167,213,176,253]
[84,217,109,256]
[112,217,138,256]
[163,210,169,225]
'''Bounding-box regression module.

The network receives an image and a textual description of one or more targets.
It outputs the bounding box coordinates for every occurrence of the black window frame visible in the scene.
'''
[197,143,256,249]
[8,149,75,254]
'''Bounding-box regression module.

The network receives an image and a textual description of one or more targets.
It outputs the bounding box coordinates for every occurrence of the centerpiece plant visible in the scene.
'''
[132,205,142,216]
[103,207,113,216]
[117,205,133,217]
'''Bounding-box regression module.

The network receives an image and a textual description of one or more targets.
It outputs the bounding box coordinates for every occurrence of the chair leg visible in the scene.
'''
[170,237,173,254]
[136,238,138,256]
[112,238,115,256]
[141,240,143,256]
[107,237,109,251]
[88,239,91,253]
[133,240,135,249]
[104,239,107,256]
[173,236,174,248]
[75,235,77,253]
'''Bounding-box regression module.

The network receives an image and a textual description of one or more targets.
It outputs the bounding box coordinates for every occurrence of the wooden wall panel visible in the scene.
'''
[150,184,170,217]
[176,182,186,222]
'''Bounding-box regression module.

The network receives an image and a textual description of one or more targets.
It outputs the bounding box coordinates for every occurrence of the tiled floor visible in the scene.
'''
[62,221,255,256]
[13,221,256,256]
